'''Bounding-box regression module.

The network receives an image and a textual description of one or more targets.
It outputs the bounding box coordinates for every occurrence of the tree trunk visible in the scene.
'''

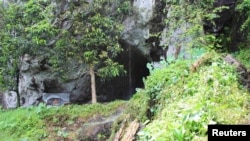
[89,65,97,104]
[16,69,20,107]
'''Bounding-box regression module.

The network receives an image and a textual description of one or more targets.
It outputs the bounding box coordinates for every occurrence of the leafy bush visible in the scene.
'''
[137,52,250,140]
[237,0,250,39]
[235,47,250,68]
[123,90,149,122]
[145,60,190,117]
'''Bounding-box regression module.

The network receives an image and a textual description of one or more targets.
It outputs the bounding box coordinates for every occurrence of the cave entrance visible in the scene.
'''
[96,41,149,101]
[41,48,150,103]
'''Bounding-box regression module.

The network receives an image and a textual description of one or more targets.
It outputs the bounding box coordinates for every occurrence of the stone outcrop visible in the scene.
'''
[223,54,250,90]
[18,54,91,106]
[122,0,194,65]
[2,91,18,109]
[121,0,155,54]
[77,110,123,141]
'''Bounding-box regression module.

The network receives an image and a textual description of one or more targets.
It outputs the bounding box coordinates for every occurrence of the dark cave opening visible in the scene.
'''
[97,40,150,101]
[118,41,150,99]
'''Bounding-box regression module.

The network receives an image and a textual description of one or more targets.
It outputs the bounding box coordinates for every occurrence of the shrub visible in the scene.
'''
[137,52,250,140]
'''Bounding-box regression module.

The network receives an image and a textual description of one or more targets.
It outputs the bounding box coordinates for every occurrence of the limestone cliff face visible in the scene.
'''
[17,55,91,107]
[121,0,155,54]
[1,0,240,108]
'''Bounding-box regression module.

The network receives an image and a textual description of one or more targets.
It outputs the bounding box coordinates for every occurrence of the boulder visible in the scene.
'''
[2,91,18,109]
[223,54,250,90]
[77,111,123,141]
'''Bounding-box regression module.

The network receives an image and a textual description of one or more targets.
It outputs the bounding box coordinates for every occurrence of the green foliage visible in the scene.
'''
[0,0,127,92]
[0,0,57,90]
[237,0,250,53]
[0,106,47,140]
[124,90,149,122]
[237,0,250,38]
[162,0,219,52]
[116,0,132,16]
[0,101,126,140]
[54,2,126,79]
[163,0,214,8]
[146,49,209,115]
[235,46,250,68]
[137,52,250,140]
[146,60,191,117]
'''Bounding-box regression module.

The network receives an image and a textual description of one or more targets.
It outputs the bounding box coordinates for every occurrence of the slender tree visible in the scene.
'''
[54,2,125,104]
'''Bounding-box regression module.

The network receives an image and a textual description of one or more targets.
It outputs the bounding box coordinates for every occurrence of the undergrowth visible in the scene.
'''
[135,52,250,140]
[0,100,125,141]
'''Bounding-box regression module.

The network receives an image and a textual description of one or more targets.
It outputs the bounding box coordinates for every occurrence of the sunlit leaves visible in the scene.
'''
[83,51,98,65]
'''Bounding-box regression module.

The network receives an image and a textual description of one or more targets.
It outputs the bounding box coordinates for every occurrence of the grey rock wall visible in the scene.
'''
[17,54,91,107]
[121,0,155,54]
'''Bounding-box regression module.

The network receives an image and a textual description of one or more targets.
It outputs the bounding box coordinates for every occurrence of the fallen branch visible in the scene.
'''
[114,119,140,141]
